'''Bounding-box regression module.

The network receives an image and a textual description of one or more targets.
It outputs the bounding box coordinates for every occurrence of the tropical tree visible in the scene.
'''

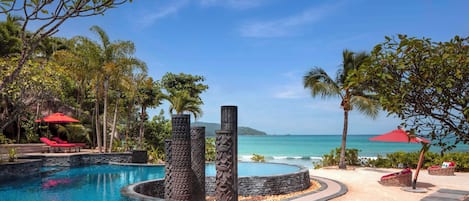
[0,0,132,91]
[89,25,147,152]
[0,15,22,56]
[303,49,380,169]
[358,35,469,152]
[164,90,203,118]
[135,77,162,148]
[160,72,208,119]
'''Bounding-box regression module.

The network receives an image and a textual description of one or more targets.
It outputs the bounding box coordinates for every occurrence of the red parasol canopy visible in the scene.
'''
[369,128,430,191]
[369,129,429,143]
[35,113,80,123]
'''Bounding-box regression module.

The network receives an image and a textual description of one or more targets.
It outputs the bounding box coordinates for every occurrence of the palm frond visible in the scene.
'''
[303,67,341,99]
[350,95,380,119]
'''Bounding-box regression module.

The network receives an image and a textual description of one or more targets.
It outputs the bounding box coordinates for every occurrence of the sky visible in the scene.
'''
[22,0,469,134]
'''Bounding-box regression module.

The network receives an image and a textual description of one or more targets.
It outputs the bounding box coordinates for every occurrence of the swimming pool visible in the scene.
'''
[0,163,301,201]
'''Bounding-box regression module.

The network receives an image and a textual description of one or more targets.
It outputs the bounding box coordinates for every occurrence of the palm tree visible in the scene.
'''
[89,25,146,152]
[303,49,379,169]
[164,90,203,119]
[135,76,162,149]
[0,14,23,56]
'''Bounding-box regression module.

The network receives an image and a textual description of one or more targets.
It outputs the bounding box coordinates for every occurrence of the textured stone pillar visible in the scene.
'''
[215,130,235,201]
[221,105,238,200]
[164,139,173,200]
[170,114,192,201]
[191,126,206,201]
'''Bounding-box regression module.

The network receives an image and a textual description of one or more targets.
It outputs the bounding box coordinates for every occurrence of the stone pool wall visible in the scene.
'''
[122,165,311,199]
[205,166,311,196]
[0,159,42,180]
[1,153,132,179]
[40,153,132,167]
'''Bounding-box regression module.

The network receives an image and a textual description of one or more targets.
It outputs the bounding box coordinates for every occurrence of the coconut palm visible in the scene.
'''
[164,90,203,119]
[303,49,379,169]
[88,25,147,152]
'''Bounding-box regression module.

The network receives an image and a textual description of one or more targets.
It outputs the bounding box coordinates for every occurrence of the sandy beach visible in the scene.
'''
[310,167,469,201]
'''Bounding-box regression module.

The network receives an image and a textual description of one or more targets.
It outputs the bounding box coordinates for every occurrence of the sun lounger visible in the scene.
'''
[428,162,456,176]
[52,137,86,150]
[40,137,81,152]
[378,168,412,187]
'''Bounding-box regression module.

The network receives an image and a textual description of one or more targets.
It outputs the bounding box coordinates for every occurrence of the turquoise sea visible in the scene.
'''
[238,135,469,168]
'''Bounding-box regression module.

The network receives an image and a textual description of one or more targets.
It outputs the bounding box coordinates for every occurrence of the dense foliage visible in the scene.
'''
[161,72,208,119]
[205,137,216,162]
[358,35,469,152]
[316,147,361,168]
[0,15,208,157]
[368,151,469,172]
[0,0,132,90]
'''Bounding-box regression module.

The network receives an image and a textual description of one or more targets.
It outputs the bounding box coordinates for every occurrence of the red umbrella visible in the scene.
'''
[35,113,80,123]
[369,129,429,143]
[369,128,430,191]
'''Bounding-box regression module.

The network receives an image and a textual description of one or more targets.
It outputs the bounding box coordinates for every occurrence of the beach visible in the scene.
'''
[309,167,469,201]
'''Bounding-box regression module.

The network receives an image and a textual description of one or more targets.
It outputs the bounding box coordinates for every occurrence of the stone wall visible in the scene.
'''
[122,165,311,199]
[0,159,42,180]
[121,179,166,200]
[40,153,132,166]
[206,167,311,196]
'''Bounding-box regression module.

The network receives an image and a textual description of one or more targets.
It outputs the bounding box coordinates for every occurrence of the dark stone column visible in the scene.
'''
[170,114,192,201]
[191,126,206,201]
[164,139,173,200]
[221,105,238,200]
[215,130,235,201]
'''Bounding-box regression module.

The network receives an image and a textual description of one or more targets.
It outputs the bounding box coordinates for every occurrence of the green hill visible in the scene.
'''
[192,122,267,137]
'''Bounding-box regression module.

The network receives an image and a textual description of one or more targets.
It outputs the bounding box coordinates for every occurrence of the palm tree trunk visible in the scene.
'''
[138,106,146,149]
[339,109,349,169]
[109,100,118,152]
[95,85,102,153]
[103,80,108,152]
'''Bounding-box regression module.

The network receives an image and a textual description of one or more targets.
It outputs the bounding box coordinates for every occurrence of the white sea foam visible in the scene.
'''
[239,155,254,161]
[272,156,288,160]
[310,156,322,160]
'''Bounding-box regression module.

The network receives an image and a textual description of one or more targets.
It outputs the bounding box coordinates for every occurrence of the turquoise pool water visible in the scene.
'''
[0,163,300,201]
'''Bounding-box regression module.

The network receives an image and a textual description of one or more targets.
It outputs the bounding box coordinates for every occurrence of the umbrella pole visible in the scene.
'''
[412,144,426,189]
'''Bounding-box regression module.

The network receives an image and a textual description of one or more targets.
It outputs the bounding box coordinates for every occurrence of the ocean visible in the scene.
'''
[238,135,469,168]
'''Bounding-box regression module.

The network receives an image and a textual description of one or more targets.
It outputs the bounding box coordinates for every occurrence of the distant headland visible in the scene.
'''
[192,122,267,137]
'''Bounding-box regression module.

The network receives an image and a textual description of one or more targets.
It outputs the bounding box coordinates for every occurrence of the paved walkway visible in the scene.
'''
[421,189,469,201]
[286,176,348,201]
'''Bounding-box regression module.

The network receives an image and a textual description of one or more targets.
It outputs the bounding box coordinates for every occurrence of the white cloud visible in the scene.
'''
[140,0,189,27]
[239,2,343,38]
[274,87,309,99]
[199,0,265,9]
[273,71,309,99]
[304,100,341,112]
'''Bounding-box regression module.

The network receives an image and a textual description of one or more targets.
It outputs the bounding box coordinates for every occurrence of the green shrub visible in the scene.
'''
[367,151,469,172]
[148,146,164,164]
[319,147,361,167]
[368,155,391,168]
[205,138,216,162]
[8,148,17,162]
[251,153,266,162]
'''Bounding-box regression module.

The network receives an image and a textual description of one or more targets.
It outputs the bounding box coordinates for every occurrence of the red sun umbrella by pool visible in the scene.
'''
[369,129,429,143]
[369,128,430,191]
[35,113,80,123]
